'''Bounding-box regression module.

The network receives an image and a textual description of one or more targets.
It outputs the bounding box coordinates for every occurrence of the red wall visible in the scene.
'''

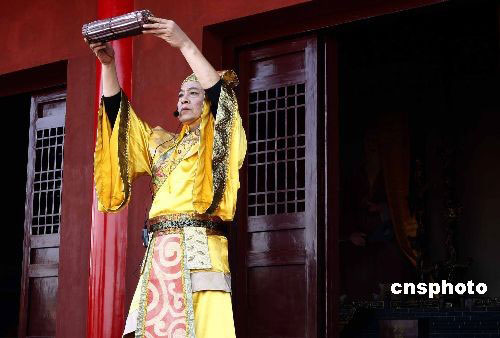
[0,0,308,76]
[0,0,97,75]
[57,55,96,338]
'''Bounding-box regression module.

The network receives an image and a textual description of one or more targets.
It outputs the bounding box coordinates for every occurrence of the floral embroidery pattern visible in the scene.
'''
[152,131,199,196]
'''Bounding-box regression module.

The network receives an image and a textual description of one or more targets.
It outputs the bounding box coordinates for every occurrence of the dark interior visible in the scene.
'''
[0,93,31,337]
[338,0,499,300]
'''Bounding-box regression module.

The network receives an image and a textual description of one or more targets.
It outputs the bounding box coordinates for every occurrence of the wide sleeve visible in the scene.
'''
[192,70,247,218]
[94,89,153,213]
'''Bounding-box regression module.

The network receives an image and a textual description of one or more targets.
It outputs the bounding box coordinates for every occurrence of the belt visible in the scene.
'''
[146,214,227,237]
[142,213,226,274]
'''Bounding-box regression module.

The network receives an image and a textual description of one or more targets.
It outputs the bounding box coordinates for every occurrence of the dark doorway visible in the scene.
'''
[0,62,66,338]
[337,0,499,303]
[0,93,31,337]
[335,3,499,337]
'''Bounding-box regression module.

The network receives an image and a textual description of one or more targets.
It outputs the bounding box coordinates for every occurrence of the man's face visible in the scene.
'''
[177,81,205,124]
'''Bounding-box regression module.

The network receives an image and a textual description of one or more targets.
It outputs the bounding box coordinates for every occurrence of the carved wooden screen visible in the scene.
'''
[235,37,318,338]
[19,90,66,338]
[247,82,306,216]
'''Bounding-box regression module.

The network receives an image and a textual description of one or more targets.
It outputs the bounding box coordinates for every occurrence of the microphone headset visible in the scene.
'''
[173,110,180,117]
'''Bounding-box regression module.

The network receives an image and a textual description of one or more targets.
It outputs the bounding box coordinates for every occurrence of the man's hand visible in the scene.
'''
[142,17,219,89]
[85,39,115,65]
[142,17,190,49]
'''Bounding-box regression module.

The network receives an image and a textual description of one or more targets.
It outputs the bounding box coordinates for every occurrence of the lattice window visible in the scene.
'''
[31,99,65,235]
[248,83,306,217]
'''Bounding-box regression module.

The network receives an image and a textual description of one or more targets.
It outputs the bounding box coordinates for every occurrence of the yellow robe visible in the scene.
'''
[94,70,246,337]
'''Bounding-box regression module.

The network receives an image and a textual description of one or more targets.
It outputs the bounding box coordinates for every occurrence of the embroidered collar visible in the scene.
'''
[185,125,200,136]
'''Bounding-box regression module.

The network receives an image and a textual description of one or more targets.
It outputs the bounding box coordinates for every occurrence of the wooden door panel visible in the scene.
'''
[27,277,58,336]
[248,213,305,231]
[248,265,306,338]
[248,229,305,252]
[236,36,318,338]
[19,90,65,338]
[248,229,306,267]
[249,50,305,78]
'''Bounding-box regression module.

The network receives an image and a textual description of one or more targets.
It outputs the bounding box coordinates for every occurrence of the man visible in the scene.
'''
[87,17,246,337]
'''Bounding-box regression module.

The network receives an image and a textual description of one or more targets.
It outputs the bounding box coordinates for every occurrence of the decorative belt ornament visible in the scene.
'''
[144,214,226,271]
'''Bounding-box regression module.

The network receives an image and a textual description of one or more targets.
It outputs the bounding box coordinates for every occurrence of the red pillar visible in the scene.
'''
[87,0,133,337]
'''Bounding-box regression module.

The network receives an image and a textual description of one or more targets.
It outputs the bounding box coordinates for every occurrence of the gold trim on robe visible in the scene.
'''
[94,90,153,212]
[192,70,247,218]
